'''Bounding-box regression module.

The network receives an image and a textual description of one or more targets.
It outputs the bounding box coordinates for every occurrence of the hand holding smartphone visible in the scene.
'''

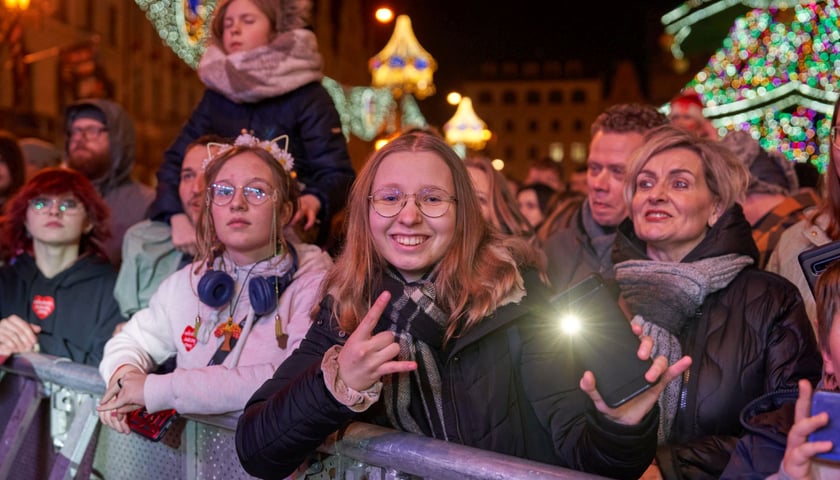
[549,273,653,408]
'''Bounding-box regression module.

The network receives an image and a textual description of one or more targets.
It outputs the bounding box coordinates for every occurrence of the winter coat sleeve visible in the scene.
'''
[147,91,216,223]
[292,83,354,242]
[518,320,659,479]
[235,309,358,479]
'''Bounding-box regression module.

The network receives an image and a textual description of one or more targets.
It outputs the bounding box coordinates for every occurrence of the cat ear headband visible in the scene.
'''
[203,130,295,172]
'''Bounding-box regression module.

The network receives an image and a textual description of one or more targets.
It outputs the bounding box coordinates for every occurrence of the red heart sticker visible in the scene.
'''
[181,325,197,352]
[32,295,55,319]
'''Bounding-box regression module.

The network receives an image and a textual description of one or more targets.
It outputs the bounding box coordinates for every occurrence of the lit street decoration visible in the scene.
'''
[663,1,840,170]
[443,97,491,153]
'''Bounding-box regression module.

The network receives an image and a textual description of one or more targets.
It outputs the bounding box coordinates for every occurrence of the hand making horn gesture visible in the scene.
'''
[337,291,418,392]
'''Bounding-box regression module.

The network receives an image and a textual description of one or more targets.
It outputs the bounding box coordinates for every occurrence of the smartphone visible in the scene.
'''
[127,407,179,442]
[808,389,840,462]
[549,273,653,408]
[798,240,840,293]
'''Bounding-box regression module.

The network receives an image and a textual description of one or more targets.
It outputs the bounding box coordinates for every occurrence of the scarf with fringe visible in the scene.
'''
[378,268,451,440]
[614,253,754,444]
[198,29,323,104]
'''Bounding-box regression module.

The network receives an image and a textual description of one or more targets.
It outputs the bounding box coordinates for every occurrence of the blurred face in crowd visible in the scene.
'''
[516,188,544,228]
[369,152,456,283]
[66,118,111,182]
[669,103,710,138]
[180,145,212,226]
[630,148,722,262]
[222,0,273,54]
[0,160,10,195]
[569,170,587,196]
[586,130,644,228]
[466,165,492,222]
[525,167,563,193]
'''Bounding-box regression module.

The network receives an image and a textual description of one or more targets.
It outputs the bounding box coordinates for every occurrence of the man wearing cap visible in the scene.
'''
[721,130,819,269]
[64,99,154,266]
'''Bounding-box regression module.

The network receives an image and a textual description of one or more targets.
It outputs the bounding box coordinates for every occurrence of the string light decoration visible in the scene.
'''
[135,0,215,68]
[671,1,840,171]
[134,1,428,140]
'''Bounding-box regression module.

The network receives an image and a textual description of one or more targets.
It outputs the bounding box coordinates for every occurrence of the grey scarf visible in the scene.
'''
[198,29,323,104]
[614,253,754,444]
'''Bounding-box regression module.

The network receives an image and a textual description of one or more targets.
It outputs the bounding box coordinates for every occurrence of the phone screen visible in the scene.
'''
[550,274,653,408]
[809,389,840,462]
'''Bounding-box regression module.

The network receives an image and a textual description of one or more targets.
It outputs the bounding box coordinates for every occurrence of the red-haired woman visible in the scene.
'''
[0,167,125,366]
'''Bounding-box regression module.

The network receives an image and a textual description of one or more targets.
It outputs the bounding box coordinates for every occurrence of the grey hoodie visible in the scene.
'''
[65,99,154,265]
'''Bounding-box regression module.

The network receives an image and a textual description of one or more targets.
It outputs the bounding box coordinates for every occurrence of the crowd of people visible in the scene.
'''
[0,1,839,479]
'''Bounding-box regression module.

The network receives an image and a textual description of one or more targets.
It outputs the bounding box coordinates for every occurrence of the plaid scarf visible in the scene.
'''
[377,269,451,440]
[198,29,323,104]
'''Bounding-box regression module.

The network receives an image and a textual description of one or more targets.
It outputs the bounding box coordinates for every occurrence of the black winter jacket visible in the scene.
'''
[0,253,126,366]
[148,83,355,245]
[612,205,822,479]
[235,270,660,479]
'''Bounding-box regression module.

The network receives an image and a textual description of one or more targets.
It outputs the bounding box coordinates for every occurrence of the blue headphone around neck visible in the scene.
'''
[197,244,299,316]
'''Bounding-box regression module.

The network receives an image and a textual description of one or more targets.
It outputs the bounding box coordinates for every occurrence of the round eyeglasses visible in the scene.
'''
[67,126,108,141]
[208,181,276,206]
[368,187,457,218]
[29,197,84,215]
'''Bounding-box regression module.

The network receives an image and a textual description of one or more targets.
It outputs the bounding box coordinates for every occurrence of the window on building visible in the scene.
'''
[477,90,493,105]
[504,146,514,160]
[571,89,587,103]
[528,120,538,132]
[571,142,587,163]
[528,146,538,160]
[526,90,540,104]
[548,89,564,104]
[551,119,561,132]
[574,119,584,131]
[505,120,515,132]
[502,90,517,105]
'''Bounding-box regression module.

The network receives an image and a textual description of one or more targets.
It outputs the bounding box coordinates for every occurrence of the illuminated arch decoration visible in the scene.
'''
[663,1,840,171]
[133,0,427,141]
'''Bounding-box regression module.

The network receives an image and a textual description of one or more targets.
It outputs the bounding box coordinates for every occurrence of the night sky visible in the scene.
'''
[387,0,683,126]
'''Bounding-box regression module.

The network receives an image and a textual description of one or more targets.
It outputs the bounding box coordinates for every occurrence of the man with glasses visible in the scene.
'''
[64,99,154,265]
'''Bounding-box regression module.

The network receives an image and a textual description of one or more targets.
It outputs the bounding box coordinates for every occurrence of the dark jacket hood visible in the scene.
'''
[65,98,137,195]
[613,203,760,264]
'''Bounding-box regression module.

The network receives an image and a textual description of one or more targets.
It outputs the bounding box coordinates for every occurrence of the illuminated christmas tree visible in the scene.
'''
[664,1,840,171]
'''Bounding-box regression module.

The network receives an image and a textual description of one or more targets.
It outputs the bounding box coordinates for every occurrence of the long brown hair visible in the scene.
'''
[324,132,545,341]
[813,97,840,239]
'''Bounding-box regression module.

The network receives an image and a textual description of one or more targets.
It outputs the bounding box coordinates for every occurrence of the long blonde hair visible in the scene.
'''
[323,132,545,342]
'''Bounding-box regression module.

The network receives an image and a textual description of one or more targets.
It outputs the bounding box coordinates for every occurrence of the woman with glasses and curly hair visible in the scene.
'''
[0,167,123,366]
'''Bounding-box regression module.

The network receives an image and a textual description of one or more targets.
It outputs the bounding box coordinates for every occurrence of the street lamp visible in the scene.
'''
[4,0,30,9]
[369,14,436,134]
[443,96,492,157]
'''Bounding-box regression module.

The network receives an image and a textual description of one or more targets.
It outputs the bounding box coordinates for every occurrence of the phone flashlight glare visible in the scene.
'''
[560,312,582,335]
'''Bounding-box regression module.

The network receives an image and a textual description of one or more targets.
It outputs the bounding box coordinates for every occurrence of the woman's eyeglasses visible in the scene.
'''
[28,197,84,215]
[368,187,456,218]
[208,181,276,206]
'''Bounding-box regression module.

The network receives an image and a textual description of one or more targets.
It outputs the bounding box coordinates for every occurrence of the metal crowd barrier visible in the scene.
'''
[0,353,608,480]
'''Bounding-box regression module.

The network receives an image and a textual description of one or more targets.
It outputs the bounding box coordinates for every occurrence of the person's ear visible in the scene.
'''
[707,201,724,228]
[279,200,293,226]
[823,349,838,390]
